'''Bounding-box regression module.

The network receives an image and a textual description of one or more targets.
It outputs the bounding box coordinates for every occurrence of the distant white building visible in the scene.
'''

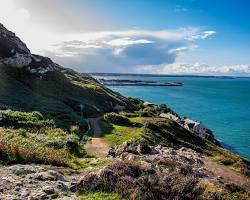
[179,118,208,137]
[159,113,179,121]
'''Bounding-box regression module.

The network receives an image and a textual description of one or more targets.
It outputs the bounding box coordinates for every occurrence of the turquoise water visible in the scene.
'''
[96,75,250,159]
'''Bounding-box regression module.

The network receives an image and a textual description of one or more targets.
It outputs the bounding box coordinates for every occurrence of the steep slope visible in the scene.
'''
[0,24,136,127]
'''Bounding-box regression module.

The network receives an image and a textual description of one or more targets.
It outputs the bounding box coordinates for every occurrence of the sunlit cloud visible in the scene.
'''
[185,31,216,41]
[43,28,215,72]
[0,0,219,74]
[135,63,250,76]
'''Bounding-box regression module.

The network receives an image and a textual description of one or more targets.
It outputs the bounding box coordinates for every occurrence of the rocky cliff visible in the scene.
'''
[0,23,58,75]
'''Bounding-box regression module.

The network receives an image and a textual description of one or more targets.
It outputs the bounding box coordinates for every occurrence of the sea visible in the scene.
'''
[92,74,250,160]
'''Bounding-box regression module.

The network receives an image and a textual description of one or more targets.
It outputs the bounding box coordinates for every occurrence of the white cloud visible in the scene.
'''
[42,28,215,72]
[135,63,250,76]
[0,0,220,74]
[168,45,199,55]
[185,31,216,41]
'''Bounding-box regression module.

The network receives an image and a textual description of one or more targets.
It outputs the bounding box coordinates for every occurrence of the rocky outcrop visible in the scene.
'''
[0,23,59,75]
[0,24,30,58]
[0,165,74,200]
[109,142,208,178]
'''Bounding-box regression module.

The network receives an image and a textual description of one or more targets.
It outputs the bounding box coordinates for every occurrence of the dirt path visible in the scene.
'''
[202,156,250,192]
[84,117,111,158]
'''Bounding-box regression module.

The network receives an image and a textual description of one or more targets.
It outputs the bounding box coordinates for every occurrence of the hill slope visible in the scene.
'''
[0,24,136,127]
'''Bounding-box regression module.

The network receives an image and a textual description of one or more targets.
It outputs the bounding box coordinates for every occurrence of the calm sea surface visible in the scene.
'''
[94,74,250,159]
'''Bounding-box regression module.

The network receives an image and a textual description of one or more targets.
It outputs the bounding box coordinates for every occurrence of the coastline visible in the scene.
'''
[98,74,250,160]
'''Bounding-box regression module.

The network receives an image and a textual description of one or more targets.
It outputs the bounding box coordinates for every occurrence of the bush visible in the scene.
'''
[0,126,86,166]
[0,110,54,128]
[0,139,71,166]
[110,162,141,177]
[104,113,131,126]
[220,159,236,166]
[77,161,204,200]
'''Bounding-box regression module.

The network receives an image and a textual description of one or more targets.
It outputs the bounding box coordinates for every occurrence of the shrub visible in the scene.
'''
[104,113,131,126]
[110,162,141,177]
[220,159,236,166]
[77,161,204,200]
[0,110,54,128]
[0,127,85,166]
[224,183,246,193]
[0,139,71,166]
[77,173,103,192]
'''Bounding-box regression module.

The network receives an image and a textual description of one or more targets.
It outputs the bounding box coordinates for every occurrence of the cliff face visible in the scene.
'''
[0,24,58,74]
[0,23,30,57]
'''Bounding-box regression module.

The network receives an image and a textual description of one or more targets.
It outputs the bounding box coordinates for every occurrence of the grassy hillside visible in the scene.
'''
[0,64,136,128]
[0,110,87,167]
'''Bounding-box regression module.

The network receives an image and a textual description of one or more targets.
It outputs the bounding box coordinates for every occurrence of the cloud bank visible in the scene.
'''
[136,63,250,76]
[43,28,215,73]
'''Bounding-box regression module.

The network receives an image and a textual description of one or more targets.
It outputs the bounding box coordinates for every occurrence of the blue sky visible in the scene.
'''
[0,0,250,75]
[78,0,250,66]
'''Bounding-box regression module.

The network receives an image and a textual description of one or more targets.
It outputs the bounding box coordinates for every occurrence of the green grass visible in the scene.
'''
[199,180,249,200]
[0,129,73,166]
[0,110,90,167]
[69,159,107,170]
[79,192,122,200]
[208,145,243,169]
[0,110,54,128]
[141,119,208,152]
[128,117,143,124]
[100,119,143,145]
[0,64,137,129]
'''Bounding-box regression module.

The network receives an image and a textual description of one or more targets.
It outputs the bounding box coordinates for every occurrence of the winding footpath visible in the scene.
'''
[84,117,111,158]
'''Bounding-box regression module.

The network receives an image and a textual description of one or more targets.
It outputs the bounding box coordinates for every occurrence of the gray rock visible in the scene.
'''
[0,23,30,57]
[29,191,48,200]
[42,186,55,195]
[56,181,69,192]
[10,165,45,176]
[32,171,65,182]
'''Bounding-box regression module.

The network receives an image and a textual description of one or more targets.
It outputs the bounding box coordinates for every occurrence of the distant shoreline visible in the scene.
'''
[90,72,250,79]
[97,78,183,87]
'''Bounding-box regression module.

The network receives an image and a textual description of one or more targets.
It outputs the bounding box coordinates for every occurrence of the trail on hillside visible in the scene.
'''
[84,117,111,158]
[202,156,250,192]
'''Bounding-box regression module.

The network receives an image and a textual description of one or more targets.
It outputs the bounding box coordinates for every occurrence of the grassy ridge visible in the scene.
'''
[0,64,136,129]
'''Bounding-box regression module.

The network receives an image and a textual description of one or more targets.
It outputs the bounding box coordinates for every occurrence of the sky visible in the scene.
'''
[0,0,250,75]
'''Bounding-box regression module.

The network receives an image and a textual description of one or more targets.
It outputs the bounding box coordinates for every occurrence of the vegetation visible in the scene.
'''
[0,64,137,129]
[199,180,249,200]
[0,110,88,167]
[141,119,208,152]
[209,146,250,177]
[77,161,250,200]
[0,110,54,128]
[77,161,204,200]
[79,192,122,200]
[101,117,143,145]
[135,103,178,117]
[104,113,132,126]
